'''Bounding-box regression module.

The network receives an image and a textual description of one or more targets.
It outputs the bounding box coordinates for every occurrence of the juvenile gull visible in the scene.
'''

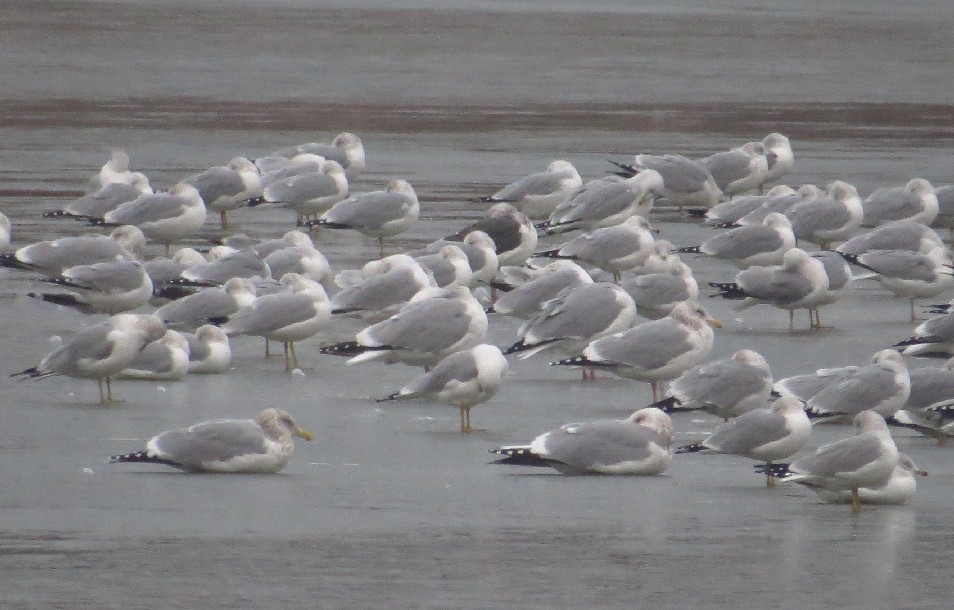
[271,132,366,179]
[676,212,795,269]
[651,349,773,421]
[539,171,663,234]
[183,157,262,229]
[446,203,538,267]
[11,313,167,404]
[477,160,583,219]
[119,329,191,381]
[676,396,811,486]
[0,226,145,275]
[812,453,927,506]
[222,273,331,371]
[97,183,207,256]
[536,216,658,282]
[488,260,593,319]
[552,301,721,401]
[303,179,419,258]
[504,283,637,365]
[31,259,153,315]
[377,344,508,433]
[709,247,829,331]
[491,407,674,475]
[609,154,721,208]
[754,411,900,513]
[321,286,488,369]
[862,178,939,227]
[620,255,698,320]
[109,408,313,474]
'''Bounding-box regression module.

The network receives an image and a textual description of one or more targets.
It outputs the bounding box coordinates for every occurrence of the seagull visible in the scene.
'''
[811,453,927,506]
[807,251,853,329]
[535,215,658,282]
[488,260,594,319]
[96,183,207,255]
[676,396,812,487]
[155,277,258,329]
[0,226,145,275]
[552,301,721,401]
[651,349,773,421]
[320,286,488,369]
[446,203,538,267]
[11,313,168,404]
[109,408,313,474]
[504,283,637,365]
[894,307,954,358]
[182,325,232,374]
[302,179,419,258]
[839,245,954,322]
[262,230,333,289]
[183,157,262,229]
[248,159,349,223]
[377,344,508,433]
[619,255,699,320]
[476,160,583,219]
[759,133,795,191]
[490,407,674,475]
[786,181,863,250]
[675,212,795,269]
[330,254,435,321]
[86,149,148,192]
[754,411,899,513]
[608,154,721,208]
[702,186,795,227]
[45,174,153,220]
[538,171,663,234]
[30,259,153,315]
[270,132,366,179]
[862,178,939,227]
[119,329,191,381]
[413,244,474,288]
[836,220,944,256]
[701,141,770,197]
[222,273,331,371]
[407,231,499,288]
[709,247,829,331]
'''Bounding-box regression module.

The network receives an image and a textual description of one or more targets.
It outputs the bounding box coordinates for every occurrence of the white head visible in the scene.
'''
[195,324,229,344]
[732,349,770,371]
[853,410,890,434]
[628,407,674,445]
[763,212,793,230]
[110,225,147,259]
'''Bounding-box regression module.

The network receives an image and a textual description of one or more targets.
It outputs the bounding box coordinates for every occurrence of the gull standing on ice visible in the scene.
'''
[861,178,939,227]
[184,157,261,229]
[676,212,795,269]
[608,154,721,209]
[270,132,366,179]
[476,160,583,219]
[97,183,207,256]
[446,203,538,267]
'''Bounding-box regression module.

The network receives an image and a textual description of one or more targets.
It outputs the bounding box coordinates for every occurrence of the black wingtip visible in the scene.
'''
[489,446,557,467]
[675,443,706,454]
[607,159,638,178]
[319,341,367,357]
[549,354,590,367]
[674,245,702,254]
[246,195,267,207]
[649,395,682,412]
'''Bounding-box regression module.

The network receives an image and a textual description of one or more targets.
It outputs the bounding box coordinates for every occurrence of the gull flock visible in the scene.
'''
[3,131,951,513]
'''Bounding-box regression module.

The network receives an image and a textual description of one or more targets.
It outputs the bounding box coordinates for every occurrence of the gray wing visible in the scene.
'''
[145,257,188,284]
[738,267,812,305]
[907,368,954,410]
[40,321,119,376]
[152,419,267,469]
[559,227,645,262]
[864,187,917,222]
[590,319,694,370]
[323,192,409,228]
[65,183,143,217]
[808,364,904,415]
[812,252,852,291]
[277,143,347,165]
[702,226,783,259]
[331,268,421,313]
[622,274,692,308]
[859,251,938,281]
[156,288,235,327]
[184,167,245,202]
[105,193,187,225]
[558,183,634,223]
[224,293,317,335]
[18,236,125,271]
[402,350,480,396]
[704,410,789,455]
[792,433,884,477]
[672,361,769,408]
[494,270,584,316]
[264,172,337,204]
[183,251,271,283]
[62,261,145,293]
[448,216,520,254]
[545,420,658,468]
[493,172,566,200]
[184,332,211,361]
[774,367,859,401]
[125,340,177,375]
[787,197,850,235]
[705,195,769,224]
[524,285,627,344]
[364,300,470,352]
[702,150,751,191]
[637,155,712,194]
[917,313,954,341]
